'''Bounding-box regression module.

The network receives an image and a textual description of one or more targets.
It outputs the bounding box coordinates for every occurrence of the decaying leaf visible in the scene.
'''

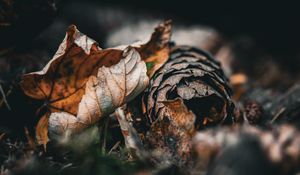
[136,20,171,77]
[36,114,49,148]
[47,47,149,136]
[145,98,196,167]
[20,21,171,147]
[143,45,234,129]
[160,99,196,133]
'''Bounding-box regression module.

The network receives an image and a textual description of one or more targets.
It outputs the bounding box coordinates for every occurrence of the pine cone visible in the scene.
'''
[142,45,235,167]
[143,45,234,129]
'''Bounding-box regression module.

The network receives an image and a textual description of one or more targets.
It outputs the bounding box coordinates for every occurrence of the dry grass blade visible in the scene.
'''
[0,84,11,110]
[108,141,121,155]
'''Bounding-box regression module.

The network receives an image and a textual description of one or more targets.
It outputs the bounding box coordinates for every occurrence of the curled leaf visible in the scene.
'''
[137,20,172,77]
[48,47,148,135]
[20,21,171,146]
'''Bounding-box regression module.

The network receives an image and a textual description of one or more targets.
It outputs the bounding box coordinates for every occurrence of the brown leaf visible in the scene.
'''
[48,47,148,135]
[161,99,195,133]
[36,114,49,150]
[137,20,172,77]
[20,21,171,146]
[145,98,196,166]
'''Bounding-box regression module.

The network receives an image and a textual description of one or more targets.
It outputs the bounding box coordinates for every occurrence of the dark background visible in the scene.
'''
[64,0,300,58]
[1,0,300,57]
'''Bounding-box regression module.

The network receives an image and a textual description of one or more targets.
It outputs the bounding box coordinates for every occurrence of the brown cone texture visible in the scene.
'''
[142,45,235,167]
[143,45,234,128]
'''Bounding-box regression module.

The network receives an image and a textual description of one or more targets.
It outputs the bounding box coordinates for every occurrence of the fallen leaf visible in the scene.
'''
[47,47,149,136]
[20,21,171,146]
[145,98,196,166]
[136,20,172,77]
[161,99,195,132]
[36,114,49,150]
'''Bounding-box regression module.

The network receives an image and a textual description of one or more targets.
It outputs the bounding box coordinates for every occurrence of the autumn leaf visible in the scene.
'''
[145,98,196,166]
[20,21,171,147]
[36,114,49,149]
[136,20,171,77]
[161,99,196,131]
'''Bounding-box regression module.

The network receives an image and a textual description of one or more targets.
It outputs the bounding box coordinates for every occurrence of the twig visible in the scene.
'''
[271,107,286,123]
[0,84,11,110]
[114,107,145,159]
[60,163,73,171]
[108,141,121,155]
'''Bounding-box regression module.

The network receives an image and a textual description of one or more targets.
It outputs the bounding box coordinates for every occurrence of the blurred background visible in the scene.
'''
[2,0,300,53]
[1,0,300,86]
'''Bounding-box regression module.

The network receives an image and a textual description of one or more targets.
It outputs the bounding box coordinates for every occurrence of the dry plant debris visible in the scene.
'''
[20,21,171,148]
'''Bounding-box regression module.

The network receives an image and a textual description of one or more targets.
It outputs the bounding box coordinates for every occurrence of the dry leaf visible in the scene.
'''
[136,20,171,77]
[145,98,196,167]
[48,47,149,136]
[20,21,171,146]
[161,99,196,133]
[36,114,49,148]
